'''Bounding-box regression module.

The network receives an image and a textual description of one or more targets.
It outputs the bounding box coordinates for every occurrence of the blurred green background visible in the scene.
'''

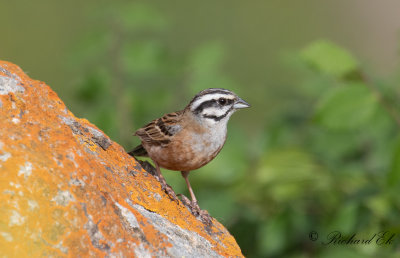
[2,1,400,257]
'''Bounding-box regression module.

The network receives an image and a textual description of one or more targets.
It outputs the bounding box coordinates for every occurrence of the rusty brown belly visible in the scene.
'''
[144,133,225,171]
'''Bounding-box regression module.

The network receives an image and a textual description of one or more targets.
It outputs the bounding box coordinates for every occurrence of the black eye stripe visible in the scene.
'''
[193,98,235,114]
[218,98,234,105]
[203,106,234,121]
[193,99,218,114]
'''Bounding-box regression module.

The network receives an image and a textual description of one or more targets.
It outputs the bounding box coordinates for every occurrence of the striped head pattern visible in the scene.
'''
[188,88,250,124]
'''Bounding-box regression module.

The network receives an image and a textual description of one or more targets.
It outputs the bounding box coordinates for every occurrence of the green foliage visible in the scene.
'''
[121,40,166,75]
[70,3,400,257]
[300,40,359,77]
[242,40,400,257]
[117,2,168,31]
[255,148,329,202]
[187,41,238,95]
[315,82,378,130]
[258,216,287,256]
[387,137,400,187]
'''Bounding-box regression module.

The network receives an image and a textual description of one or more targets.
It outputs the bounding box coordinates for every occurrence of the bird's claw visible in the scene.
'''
[160,181,179,202]
[178,193,191,207]
[178,195,213,226]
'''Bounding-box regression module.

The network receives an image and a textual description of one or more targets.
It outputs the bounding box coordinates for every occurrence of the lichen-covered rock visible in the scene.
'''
[0,61,243,257]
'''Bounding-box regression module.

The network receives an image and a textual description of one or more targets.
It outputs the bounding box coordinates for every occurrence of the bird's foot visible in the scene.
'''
[159,180,179,203]
[178,195,213,226]
[199,210,212,226]
[178,194,192,209]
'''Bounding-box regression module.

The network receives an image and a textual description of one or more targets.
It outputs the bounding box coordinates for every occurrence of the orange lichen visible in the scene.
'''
[0,61,243,257]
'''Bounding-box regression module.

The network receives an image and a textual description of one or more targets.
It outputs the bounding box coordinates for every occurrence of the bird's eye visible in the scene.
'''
[218,98,227,105]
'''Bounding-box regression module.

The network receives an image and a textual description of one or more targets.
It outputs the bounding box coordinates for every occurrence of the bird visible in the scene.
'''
[128,88,250,216]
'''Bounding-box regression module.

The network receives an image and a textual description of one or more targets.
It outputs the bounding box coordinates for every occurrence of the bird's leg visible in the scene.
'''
[181,171,197,204]
[181,171,212,224]
[181,171,201,214]
[154,162,178,201]
[154,162,166,184]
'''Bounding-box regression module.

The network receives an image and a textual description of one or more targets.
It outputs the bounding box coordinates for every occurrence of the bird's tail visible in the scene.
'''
[128,144,148,157]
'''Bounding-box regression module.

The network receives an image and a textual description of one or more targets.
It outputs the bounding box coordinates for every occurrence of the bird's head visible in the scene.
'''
[187,88,250,126]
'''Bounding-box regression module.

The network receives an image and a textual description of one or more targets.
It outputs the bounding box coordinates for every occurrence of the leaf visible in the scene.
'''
[314,82,377,130]
[200,191,237,220]
[94,108,117,139]
[258,217,287,256]
[76,69,109,102]
[366,194,391,218]
[300,40,359,78]
[318,248,372,258]
[70,30,111,65]
[255,148,330,202]
[121,41,165,75]
[256,148,319,184]
[117,3,167,31]
[188,41,226,94]
[329,202,358,234]
[190,41,225,75]
[387,137,400,187]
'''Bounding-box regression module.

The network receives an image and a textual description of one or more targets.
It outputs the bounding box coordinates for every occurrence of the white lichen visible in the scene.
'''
[52,190,75,206]
[66,153,78,168]
[0,152,11,162]
[18,162,32,178]
[115,203,140,229]
[0,76,24,95]
[0,232,13,242]
[69,178,85,187]
[9,210,26,226]
[9,182,21,189]
[28,200,39,211]
[134,243,152,258]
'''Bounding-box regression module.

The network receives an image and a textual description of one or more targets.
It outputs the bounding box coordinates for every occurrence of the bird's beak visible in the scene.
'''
[233,97,250,109]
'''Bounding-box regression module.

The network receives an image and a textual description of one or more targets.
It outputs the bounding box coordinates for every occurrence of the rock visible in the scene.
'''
[0,61,243,257]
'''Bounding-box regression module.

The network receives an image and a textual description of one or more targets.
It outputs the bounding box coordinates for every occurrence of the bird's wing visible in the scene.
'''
[134,110,184,146]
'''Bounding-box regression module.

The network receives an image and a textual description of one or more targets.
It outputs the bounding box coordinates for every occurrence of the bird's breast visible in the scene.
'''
[145,126,227,171]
